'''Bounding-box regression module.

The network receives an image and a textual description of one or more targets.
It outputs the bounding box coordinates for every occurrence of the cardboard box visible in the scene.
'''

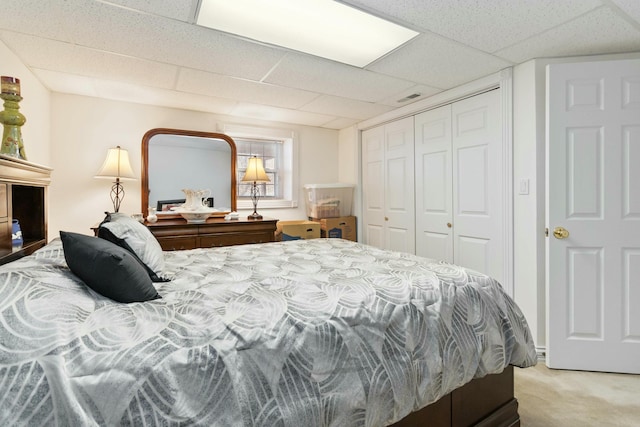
[304,184,354,218]
[313,216,357,242]
[310,204,341,219]
[275,220,321,241]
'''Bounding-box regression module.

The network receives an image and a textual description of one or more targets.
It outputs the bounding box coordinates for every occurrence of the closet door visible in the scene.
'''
[362,125,386,249]
[385,117,415,253]
[452,89,504,283]
[414,89,503,283]
[362,116,415,253]
[415,104,453,262]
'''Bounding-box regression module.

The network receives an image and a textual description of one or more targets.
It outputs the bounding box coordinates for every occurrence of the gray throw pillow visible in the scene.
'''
[98,212,167,282]
[60,231,161,303]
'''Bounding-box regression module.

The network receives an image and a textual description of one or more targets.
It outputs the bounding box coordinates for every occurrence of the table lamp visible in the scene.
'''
[95,146,136,213]
[241,156,270,220]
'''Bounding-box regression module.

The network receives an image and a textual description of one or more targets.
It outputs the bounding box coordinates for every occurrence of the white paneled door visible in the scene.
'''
[362,116,415,254]
[415,104,454,262]
[415,89,504,285]
[384,117,416,254]
[452,90,504,284]
[362,124,386,249]
[547,58,640,374]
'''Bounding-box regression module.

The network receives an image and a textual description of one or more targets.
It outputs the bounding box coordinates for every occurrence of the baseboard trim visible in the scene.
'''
[535,346,546,362]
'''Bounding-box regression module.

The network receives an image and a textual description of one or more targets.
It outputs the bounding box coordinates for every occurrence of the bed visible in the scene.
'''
[0,226,537,426]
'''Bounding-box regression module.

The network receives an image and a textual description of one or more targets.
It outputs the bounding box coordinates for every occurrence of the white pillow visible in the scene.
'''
[98,213,167,281]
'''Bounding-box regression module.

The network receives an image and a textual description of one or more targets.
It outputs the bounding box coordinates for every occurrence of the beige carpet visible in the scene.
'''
[514,363,640,427]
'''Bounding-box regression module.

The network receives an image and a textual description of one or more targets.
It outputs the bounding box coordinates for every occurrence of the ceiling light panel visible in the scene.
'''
[197,0,418,68]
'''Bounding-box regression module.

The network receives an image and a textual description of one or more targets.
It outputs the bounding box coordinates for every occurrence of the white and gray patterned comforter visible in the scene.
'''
[0,238,537,426]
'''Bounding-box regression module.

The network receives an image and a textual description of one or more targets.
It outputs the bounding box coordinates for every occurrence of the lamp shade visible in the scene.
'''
[95,146,136,180]
[241,156,270,183]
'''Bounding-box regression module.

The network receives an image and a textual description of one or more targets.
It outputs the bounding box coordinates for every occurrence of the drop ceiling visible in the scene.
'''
[1,0,639,130]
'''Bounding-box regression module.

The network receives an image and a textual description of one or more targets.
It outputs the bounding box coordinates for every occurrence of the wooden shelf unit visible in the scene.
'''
[0,155,51,266]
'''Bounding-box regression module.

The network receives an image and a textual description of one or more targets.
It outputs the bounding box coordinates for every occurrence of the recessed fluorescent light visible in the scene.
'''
[197,0,418,68]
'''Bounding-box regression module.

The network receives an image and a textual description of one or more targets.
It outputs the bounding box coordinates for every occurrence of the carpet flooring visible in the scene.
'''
[514,362,640,426]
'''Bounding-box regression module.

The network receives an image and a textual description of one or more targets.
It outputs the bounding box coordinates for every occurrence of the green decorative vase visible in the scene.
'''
[0,76,27,160]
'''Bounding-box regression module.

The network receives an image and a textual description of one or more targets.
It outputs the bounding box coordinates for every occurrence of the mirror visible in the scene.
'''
[141,128,237,218]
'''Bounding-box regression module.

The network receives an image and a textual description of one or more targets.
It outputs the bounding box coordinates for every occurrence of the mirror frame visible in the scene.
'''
[141,128,237,218]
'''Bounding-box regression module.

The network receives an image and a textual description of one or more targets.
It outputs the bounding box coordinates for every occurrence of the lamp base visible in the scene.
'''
[110,179,125,213]
[247,212,263,220]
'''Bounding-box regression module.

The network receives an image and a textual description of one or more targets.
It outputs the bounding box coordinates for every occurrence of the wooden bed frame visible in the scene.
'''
[391,366,518,427]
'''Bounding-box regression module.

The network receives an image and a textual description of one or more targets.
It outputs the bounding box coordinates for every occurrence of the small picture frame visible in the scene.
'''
[157,199,185,212]
[157,197,214,212]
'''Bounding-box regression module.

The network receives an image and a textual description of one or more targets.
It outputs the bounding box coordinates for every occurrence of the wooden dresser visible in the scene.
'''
[145,217,278,251]
[0,155,51,266]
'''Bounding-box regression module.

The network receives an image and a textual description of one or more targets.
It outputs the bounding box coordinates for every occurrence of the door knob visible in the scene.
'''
[552,226,570,239]
[384,217,389,221]
[447,222,452,228]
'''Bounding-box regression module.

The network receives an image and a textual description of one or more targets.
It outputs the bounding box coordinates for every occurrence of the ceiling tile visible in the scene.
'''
[300,95,394,120]
[91,79,239,115]
[368,34,513,89]
[496,7,640,64]
[32,68,99,97]
[104,0,199,22]
[319,117,360,130]
[0,0,73,42]
[1,32,178,89]
[230,102,336,127]
[177,68,320,109]
[36,68,238,116]
[264,53,415,103]
[341,0,602,53]
[60,0,286,81]
[609,0,640,23]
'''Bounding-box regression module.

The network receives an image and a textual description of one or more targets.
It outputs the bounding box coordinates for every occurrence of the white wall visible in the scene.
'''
[48,94,339,239]
[0,41,50,166]
[512,60,547,351]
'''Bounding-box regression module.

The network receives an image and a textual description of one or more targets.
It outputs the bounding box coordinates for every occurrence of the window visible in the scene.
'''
[236,138,281,198]
[223,124,298,210]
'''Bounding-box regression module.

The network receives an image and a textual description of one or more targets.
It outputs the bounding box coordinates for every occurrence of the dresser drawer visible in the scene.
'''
[156,236,197,251]
[146,218,277,251]
[199,231,274,248]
